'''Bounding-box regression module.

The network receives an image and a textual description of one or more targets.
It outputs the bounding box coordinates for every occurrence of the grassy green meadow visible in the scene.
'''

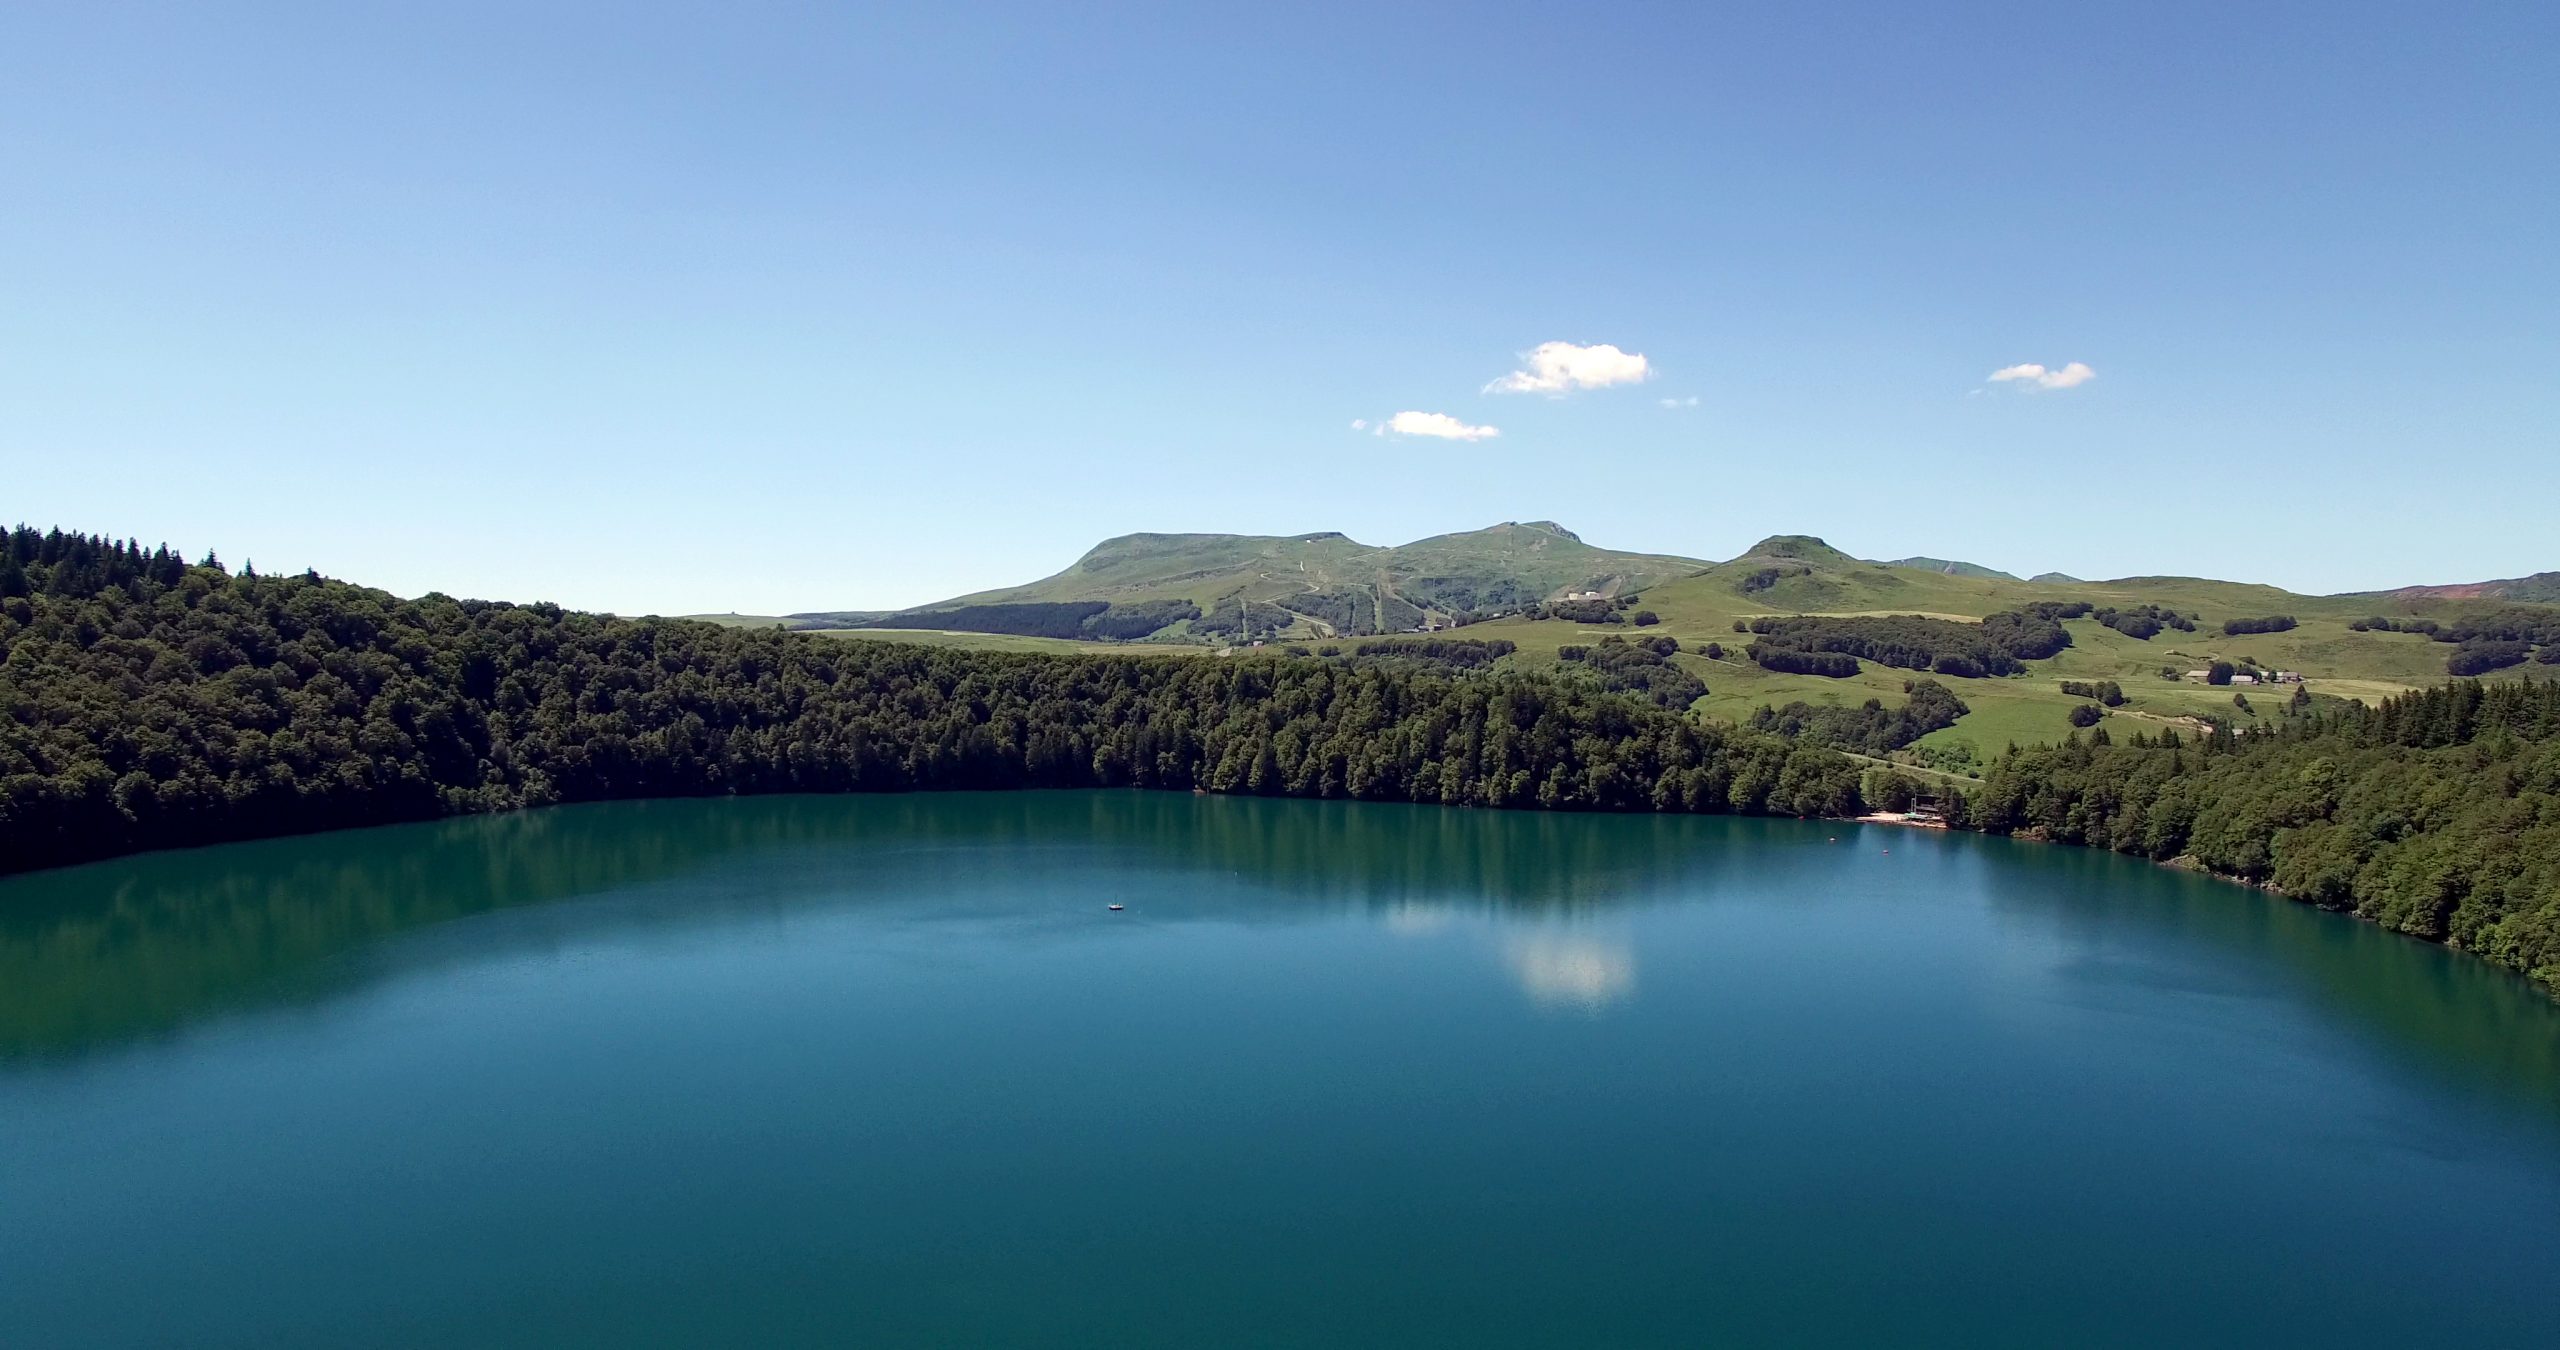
[1458,536,2511,766]
[720,529,2550,765]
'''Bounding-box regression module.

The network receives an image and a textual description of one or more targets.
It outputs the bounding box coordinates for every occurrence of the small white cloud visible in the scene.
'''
[1486,341,1653,395]
[1658,395,1699,409]
[1383,410,1500,442]
[1349,418,1369,431]
[1988,361,2096,390]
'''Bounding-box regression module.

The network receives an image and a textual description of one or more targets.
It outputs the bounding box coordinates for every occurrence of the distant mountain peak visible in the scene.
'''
[1743,534,1855,564]
[1513,520,1583,542]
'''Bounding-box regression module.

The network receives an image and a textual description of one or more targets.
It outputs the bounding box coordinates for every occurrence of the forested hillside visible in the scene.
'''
[0,528,1856,875]
[1968,680,2560,993]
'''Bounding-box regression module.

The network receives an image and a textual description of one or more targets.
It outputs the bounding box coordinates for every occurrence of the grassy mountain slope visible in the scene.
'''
[1461,534,2555,763]
[856,521,1709,640]
[1879,556,2021,581]
[931,530,1379,606]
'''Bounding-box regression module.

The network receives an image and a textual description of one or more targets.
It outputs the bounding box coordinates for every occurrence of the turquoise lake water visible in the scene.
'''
[4,792,2556,1346]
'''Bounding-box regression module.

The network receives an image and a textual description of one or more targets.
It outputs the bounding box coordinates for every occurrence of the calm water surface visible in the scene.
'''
[4,792,2557,1347]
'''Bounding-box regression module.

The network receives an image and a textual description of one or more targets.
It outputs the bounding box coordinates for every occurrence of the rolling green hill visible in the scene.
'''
[836,521,1711,643]
[1453,534,2559,766]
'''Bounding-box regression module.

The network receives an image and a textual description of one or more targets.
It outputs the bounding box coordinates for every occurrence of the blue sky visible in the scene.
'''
[4,2,2554,613]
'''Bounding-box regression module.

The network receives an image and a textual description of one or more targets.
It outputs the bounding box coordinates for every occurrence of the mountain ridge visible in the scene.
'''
[2370,571,2560,605]
[764,524,2555,642]
[811,521,1711,640]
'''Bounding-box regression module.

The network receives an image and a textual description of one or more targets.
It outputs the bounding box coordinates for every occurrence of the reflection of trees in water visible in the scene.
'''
[1962,834,2560,1120]
[7,794,2555,1118]
[0,794,1765,1059]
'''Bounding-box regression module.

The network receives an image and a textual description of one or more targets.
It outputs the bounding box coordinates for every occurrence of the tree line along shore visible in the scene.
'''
[4,526,2554,995]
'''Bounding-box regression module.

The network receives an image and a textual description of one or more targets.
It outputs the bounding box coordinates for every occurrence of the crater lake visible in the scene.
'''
[5,792,2557,1347]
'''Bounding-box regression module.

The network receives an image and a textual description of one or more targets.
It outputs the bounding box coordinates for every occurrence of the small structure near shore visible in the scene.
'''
[1855,790,1950,830]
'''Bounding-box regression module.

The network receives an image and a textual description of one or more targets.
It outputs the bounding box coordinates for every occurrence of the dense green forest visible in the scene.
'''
[2349,607,2560,675]
[1968,680,2560,992]
[1078,599,1203,639]
[1191,594,1296,641]
[1555,635,1708,708]
[1348,638,1517,669]
[1744,608,2072,678]
[1749,679,1969,755]
[1276,586,1423,636]
[2220,615,2298,635]
[2092,604,2196,639]
[0,529,1858,875]
[1749,644,1865,677]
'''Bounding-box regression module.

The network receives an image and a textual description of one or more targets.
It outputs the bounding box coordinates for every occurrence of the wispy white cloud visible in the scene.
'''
[1348,418,1369,431]
[1382,410,1500,441]
[1987,361,2096,390]
[1658,395,1699,409]
[1486,341,1653,395]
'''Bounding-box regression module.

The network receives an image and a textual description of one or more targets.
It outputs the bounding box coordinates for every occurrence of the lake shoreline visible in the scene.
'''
[9,779,2548,1003]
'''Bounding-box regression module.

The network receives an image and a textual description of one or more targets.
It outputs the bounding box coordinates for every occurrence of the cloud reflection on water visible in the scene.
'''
[1505,931,1636,1010]
[1381,904,1455,935]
